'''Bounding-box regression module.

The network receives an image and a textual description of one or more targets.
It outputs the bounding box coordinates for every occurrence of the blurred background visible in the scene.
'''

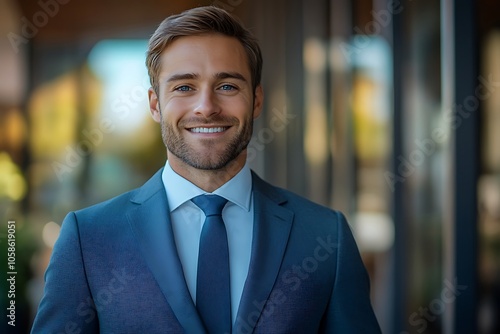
[0,0,499,333]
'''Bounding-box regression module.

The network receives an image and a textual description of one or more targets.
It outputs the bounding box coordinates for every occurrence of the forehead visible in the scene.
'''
[158,34,251,79]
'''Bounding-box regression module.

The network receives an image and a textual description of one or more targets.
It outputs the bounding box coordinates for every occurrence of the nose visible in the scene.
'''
[193,89,221,118]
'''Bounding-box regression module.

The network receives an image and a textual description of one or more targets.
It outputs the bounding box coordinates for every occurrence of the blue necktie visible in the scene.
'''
[192,195,231,334]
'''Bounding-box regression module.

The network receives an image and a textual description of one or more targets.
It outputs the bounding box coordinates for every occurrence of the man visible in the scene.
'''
[32,6,381,334]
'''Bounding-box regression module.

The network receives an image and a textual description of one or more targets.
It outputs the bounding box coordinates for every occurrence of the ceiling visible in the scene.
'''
[13,0,220,41]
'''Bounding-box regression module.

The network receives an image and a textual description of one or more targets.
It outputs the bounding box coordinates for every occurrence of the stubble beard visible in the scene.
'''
[160,113,254,171]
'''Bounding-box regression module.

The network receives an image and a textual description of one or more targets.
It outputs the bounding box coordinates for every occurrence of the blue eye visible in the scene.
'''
[175,85,192,92]
[220,84,236,91]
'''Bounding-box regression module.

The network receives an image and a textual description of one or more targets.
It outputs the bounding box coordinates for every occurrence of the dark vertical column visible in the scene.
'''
[453,0,478,332]
[284,0,306,196]
[239,0,288,184]
[390,5,407,334]
[302,0,330,205]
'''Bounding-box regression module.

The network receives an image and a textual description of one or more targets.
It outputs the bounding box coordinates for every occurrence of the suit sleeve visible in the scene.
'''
[319,212,381,333]
[31,212,99,334]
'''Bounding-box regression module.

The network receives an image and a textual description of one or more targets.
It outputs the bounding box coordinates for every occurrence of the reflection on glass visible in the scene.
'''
[88,39,150,135]
[350,36,393,252]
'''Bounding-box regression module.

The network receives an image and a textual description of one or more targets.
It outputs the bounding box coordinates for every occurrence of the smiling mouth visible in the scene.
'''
[188,127,229,133]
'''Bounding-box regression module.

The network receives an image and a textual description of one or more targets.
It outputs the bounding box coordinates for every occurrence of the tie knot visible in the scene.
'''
[192,194,228,217]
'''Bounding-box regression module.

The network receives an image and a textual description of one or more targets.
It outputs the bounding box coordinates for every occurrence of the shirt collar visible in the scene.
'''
[161,160,252,212]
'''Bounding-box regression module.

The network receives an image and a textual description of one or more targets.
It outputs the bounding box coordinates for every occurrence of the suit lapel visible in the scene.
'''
[234,173,294,333]
[126,170,206,334]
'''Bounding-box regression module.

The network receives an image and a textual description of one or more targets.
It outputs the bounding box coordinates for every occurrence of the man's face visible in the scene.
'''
[149,34,263,171]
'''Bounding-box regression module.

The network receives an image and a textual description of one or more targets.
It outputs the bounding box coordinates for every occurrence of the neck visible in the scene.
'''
[167,152,247,192]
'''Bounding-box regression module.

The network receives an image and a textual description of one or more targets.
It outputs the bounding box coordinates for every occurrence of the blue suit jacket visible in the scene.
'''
[31,169,381,333]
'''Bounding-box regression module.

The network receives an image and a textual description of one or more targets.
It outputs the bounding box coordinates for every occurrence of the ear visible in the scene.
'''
[148,87,161,123]
[253,84,264,119]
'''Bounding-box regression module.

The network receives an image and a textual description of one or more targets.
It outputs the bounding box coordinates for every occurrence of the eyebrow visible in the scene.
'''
[214,72,247,82]
[166,73,198,83]
[165,72,247,83]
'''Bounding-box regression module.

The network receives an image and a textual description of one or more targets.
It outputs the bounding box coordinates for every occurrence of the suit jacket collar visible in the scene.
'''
[234,172,294,332]
[127,169,294,333]
[127,169,206,333]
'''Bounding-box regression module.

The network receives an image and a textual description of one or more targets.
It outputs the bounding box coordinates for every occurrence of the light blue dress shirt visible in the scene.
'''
[161,161,254,324]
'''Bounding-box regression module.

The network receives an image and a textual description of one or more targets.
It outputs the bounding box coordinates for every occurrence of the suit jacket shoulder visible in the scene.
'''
[73,169,165,225]
[246,171,381,334]
[251,170,346,231]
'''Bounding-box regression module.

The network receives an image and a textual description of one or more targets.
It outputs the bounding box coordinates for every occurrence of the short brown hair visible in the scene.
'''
[146,6,262,94]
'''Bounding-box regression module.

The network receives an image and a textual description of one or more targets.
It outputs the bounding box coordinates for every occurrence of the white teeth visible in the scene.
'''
[190,127,226,133]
